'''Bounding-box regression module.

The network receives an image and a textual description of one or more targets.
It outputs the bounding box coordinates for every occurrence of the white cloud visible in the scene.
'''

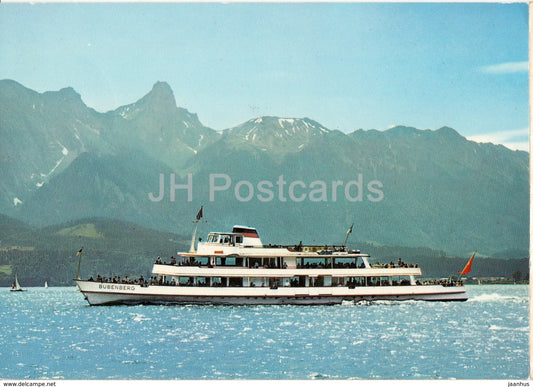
[480,61,529,75]
[467,128,529,152]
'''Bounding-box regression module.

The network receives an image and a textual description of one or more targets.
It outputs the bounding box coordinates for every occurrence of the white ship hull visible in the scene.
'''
[76,280,467,306]
[75,223,473,306]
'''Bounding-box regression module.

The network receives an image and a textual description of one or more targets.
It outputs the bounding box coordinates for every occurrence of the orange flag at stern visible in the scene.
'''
[459,252,475,275]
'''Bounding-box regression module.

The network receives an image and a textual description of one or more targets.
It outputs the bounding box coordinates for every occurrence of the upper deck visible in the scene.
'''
[180,225,368,259]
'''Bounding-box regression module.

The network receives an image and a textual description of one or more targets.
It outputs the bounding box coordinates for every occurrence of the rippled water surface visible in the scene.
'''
[0,285,528,380]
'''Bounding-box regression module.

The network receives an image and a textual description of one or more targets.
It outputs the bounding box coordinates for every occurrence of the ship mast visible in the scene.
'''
[76,247,83,279]
[189,207,206,253]
[343,223,354,247]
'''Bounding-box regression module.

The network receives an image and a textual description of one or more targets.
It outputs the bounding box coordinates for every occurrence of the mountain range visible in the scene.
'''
[0,79,528,257]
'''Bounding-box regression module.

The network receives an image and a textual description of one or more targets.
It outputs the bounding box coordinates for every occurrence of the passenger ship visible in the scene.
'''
[75,220,469,305]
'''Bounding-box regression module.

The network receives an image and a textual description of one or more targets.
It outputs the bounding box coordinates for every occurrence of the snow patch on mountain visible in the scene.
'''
[278,118,295,127]
[58,141,69,156]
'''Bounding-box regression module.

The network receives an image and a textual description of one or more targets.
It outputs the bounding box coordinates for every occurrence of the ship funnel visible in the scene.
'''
[232,225,262,246]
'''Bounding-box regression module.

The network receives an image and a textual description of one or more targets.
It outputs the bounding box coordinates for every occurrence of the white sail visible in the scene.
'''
[11,274,26,292]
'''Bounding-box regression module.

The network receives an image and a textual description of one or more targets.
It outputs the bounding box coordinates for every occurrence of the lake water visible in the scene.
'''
[0,285,528,380]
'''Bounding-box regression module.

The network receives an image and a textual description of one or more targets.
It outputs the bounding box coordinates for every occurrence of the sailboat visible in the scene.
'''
[10,274,26,292]
[44,281,48,288]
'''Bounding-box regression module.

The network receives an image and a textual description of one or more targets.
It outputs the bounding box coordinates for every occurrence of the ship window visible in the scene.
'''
[207,234,219,243]
[229,277,243,287]
[220,235,231,244]
[235,235,243,244]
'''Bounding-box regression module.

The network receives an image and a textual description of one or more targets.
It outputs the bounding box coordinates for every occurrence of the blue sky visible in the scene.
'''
[1,2,529,150]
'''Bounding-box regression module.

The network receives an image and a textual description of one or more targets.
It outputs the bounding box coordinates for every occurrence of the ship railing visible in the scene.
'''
[371,263,419,269]
[280,244,359,253]
[422,279,463,287]
[108,278,422,288]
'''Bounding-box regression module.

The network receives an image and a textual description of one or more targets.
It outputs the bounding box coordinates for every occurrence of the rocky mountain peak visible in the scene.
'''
[216,116,334,158]
[436,126,463,139]
[43,86,84,106]
[384,125,420,136]
[140,81,176,110]
[231,116,329,141]
[116,81,176,120]
[148,81,175,100]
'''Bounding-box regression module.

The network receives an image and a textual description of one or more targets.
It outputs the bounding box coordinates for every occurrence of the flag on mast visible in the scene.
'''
[459,252,475,275]
[343,223,354,247]
[76,247,84,280]
[196,206,203,221]
[347,223,353,236]
[190,207,205,253]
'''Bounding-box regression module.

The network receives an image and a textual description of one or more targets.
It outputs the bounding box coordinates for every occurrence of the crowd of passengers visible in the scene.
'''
[423,279,463,287]
[87,274,220,287]
[372,258,419,269]
[87,273,460,288]
[290,243,348,253]
[87,257,423,286]
[297,262,366,269]
[155,256,211,266]
[154,256,417,269]
[86,275,423,288]
[154,256,290,268]
[87,274,150,286]
[346,278,419,287]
